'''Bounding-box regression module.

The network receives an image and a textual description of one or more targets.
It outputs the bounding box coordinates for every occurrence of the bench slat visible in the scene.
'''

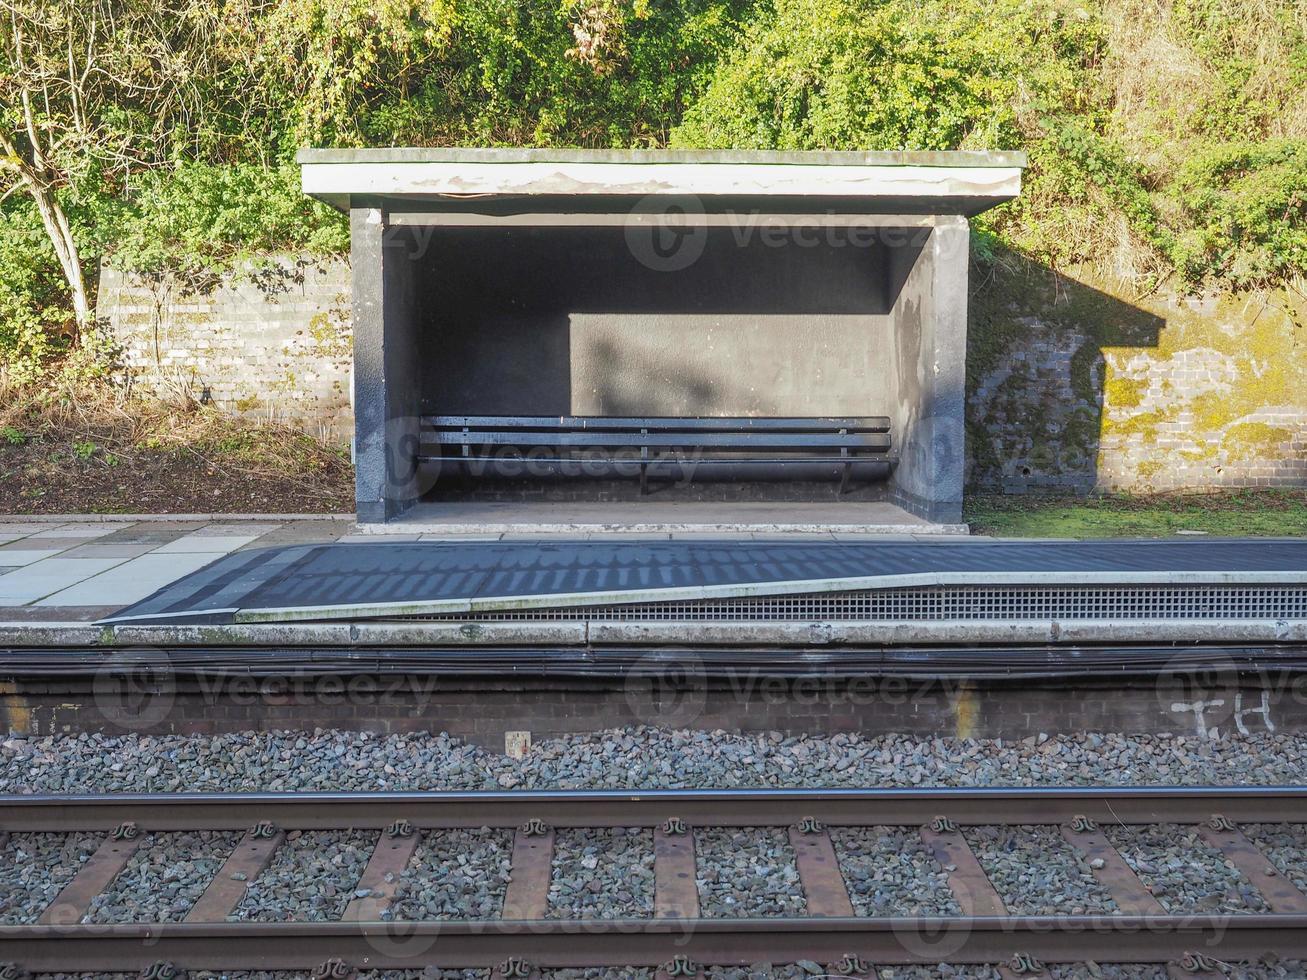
[424,415,890,433]
[424,431,892,450]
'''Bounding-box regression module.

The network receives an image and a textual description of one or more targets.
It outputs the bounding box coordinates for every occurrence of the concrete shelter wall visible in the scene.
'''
[408,226,909,420]
[352,207,424,522]
[888,217,969,523]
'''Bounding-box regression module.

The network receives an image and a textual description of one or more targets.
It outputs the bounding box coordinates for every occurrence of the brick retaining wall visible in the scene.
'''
[97,258,353,443]
[2,674,1298,748]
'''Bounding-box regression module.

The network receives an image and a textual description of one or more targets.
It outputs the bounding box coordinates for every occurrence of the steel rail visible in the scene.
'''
[2,785,1306,831]
[1,916,1306,969]
[3,787,1307,970]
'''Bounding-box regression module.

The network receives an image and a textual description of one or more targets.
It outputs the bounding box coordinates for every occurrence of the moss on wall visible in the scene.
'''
[967,248,1306,492]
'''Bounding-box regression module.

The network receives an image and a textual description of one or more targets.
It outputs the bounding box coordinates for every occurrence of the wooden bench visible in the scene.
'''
[418,415,893,493]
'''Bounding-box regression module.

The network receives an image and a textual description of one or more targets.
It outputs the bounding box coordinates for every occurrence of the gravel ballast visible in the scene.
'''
[85,830,241,923]
[391,828,512,920]
[1244,823,1307,897]
[547,827,654,918]
[965,824,1118,915]
[231,829,376,921]
[1107,823,1269,913]
[695,827,804,917]
[830,826,959,916]
[42,974,488,980]
[4,728,1307,794]
[1048,967,1166,979]
[26,968,1307,980]
[0,832,102,924]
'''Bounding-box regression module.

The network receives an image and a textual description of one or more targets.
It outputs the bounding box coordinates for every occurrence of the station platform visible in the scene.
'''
[1,518,1304,650]
[1,523,1305,741]
[101,537,1307,626]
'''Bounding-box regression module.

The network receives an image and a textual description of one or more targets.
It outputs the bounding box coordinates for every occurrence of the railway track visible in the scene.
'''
[1,787,1306,977]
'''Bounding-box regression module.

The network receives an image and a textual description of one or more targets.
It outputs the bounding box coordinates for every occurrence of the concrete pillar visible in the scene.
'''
[890,214,969,524]
[350,205,420,523]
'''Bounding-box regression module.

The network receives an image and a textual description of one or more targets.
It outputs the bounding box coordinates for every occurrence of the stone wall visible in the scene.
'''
[97,258,353,442]
[99,253,1307,492]
[966,261,1307,493]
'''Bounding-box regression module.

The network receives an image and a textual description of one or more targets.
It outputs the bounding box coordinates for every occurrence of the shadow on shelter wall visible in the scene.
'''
[965,245,1166,494]
[401,223,922,502]
[411,225,920,419]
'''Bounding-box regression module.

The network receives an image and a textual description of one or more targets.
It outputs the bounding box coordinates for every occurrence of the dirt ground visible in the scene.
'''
[0,426,353,515]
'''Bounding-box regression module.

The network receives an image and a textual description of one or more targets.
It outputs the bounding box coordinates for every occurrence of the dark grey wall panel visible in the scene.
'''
[407,227,920,419]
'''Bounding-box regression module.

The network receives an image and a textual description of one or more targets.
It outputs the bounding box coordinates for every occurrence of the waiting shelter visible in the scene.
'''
[298,149,1024,526]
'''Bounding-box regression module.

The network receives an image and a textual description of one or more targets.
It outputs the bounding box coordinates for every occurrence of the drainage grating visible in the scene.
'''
[395,585,1307,623]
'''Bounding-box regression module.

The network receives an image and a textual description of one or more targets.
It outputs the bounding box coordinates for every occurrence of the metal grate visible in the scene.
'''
[397,586,1307,623]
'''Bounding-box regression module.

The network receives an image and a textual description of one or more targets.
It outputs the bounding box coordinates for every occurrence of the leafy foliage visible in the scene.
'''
[675,0,1305,293]
[99,164,348,293]
[673,0,1103,152]
[0,201,72,380]
[0,0,1303,377]
[258,0,749,148]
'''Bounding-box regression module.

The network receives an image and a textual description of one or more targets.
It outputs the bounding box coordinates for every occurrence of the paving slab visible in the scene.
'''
[34,552,224,607]
[0,521,66,534]
[191,522,285,536]
[0,548,68,566]
[237,519,353,550]
[364,499,968,535]
[59,543,158,559]
[92,522,208,546]
[151,529,274,553]
[30,523,119,539]
[0,557,132,604]
[0,605,119,624]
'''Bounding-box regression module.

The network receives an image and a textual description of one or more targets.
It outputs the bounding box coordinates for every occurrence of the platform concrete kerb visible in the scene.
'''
[4,618,1306,649]
[349,521,971,536]
[0,514,355,526]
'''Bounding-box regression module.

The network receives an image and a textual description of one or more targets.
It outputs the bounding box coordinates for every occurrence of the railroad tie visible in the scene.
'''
[918,816,1007,916]
[38,822,141,925]
[1196,816,1307,914]
[501,819,555,920]
[185,822,285,923]
[1060,817,1165,915]
[654,817,699,918]
[343,820,421,921]
[788,818,854,917]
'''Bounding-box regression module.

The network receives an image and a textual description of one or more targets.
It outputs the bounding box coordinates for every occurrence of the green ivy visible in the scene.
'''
[99,164,348,294]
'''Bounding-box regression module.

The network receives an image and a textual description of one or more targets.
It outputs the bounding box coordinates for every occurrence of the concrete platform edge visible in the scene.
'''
[3,618,1306,649]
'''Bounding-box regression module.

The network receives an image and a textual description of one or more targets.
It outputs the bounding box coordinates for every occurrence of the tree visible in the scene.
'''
[0,0,240,333]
